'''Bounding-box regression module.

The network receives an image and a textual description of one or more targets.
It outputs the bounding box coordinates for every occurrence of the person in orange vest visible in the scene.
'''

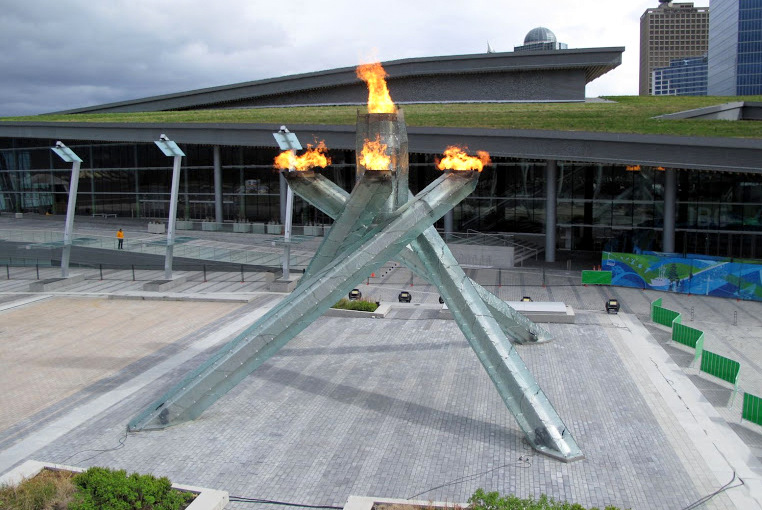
[116,228,124,249]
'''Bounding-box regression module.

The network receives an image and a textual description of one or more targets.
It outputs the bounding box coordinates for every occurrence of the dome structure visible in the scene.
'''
[524,27,557,45]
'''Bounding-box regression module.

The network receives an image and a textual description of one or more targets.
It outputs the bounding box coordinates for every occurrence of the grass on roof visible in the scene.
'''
[3,95,762,139]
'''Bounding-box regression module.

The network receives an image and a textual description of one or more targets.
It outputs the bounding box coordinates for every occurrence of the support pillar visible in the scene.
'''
[545,160,557,263]
[663,168,676,253]
[213,146,223,223]
[164,155,182,280]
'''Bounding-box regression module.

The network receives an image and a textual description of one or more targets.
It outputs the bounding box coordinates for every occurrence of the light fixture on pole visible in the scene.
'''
[51,141,83,278]
[154,134,186,280]
[272,126,302,280]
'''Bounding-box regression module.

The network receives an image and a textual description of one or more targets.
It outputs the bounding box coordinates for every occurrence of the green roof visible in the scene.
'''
[3,96,762,139]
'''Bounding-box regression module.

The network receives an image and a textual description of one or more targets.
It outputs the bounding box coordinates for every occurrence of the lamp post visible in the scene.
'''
[154,134,186,280]
[272,126,302,280]
[51,142,83,278]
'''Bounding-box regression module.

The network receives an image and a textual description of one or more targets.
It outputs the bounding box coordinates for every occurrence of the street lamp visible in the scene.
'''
[272,126,302,280]
[51,141,83,278]
[154,134,186,280]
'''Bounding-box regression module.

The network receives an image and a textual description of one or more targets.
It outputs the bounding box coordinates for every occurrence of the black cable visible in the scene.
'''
[59,430,130,464]
[229,496,342,509]
[680,472,744,510]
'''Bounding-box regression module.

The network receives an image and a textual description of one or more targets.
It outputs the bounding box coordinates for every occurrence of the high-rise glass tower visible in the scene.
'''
[640,1,710,95]
[708,0,762,95]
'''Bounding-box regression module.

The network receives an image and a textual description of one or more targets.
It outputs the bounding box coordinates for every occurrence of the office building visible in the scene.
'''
[652,55,709,95]
[640,1,710,95]
[708,0,762,95]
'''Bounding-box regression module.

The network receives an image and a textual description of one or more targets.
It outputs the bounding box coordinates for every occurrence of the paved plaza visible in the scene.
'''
[1,216,762,509]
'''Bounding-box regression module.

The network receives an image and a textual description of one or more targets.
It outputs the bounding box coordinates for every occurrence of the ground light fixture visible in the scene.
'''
[51,141,83,278]
[605,299,620,313]
[272,126,303,280]
[348,289,362,300]
[521,296,533,302]
[398,291,412,303]
[154,134,186,280]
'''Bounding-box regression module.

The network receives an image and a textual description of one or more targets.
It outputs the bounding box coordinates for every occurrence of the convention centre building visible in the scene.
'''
[1,34,761,261]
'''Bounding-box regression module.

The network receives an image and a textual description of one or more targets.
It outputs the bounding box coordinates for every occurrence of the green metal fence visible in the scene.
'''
[651,300,682,328]
[743,393,762,427]
[581,270,612,285]
[700,350,740,404]
[672,322,705,366]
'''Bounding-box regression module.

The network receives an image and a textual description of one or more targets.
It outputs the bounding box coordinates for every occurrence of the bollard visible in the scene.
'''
[6,264,9,280]
[132,265,136,281]
[240,264,244,283]
[36,263,39,280]
[542,267,546,287]
[203,264,207,282]
[99,264,103,281]
[734,310,737,326]
[690,306,694,321]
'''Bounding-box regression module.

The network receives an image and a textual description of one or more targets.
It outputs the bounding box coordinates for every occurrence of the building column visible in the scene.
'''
[545,160,557,263]
[213,146,223,223]
[663,168,676,253]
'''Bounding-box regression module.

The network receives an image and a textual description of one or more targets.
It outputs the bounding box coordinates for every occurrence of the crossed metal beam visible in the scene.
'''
[128,113,582,462]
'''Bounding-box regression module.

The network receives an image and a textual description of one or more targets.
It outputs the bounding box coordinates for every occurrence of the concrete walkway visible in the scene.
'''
[1,215,762,509]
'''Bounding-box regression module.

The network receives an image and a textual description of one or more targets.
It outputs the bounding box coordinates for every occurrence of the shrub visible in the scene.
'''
[332,298,379,312]
[0,469,76,510]
[69,467,194,510]
[469,488,623,510]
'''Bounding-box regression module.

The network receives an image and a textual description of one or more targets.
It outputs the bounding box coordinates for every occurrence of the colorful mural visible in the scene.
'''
[602,251,762,302]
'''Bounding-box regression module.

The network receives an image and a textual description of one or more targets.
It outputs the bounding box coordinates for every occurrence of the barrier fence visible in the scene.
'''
[700,350,741,405]
[651,297,683,328]
[581,270,612,285]
[743,393,762,426]
[671,322,705,366]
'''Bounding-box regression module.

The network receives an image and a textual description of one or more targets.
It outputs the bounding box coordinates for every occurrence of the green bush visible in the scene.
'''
[69,467,194,510]
[332,298,379,312]
[469,488,623,510]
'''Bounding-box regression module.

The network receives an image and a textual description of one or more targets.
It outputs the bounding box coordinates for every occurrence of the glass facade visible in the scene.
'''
[709,0,762,95]
[652,56,708,95]
[3,138,762,259]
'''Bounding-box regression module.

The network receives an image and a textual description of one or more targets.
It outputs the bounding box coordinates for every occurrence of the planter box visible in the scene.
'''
[345,496,461,510]
[0,460,228,510]
[202,222,221,231]
[233,223,252,233]
[251,223,266,234]
[148,222,166,234]
[266,223,282,235]
[303,225,323,236]
[176,220,194,230]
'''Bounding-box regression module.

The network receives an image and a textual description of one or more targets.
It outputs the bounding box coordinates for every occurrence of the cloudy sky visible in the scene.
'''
[0,0,710,117]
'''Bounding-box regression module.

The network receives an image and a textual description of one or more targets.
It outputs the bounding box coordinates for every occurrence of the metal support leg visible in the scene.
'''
[164,155,182,280]
[61,161,81,278]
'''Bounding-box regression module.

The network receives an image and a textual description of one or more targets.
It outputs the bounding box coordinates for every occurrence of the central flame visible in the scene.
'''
[274,141,332,171]
[356,62,396,114]
[359,136,391,170]
[436,146,491,172]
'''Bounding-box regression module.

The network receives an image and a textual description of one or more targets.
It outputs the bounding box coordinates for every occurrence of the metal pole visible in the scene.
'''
[61,160,82,278]
[165,155,182,280]
[283,187,293,279]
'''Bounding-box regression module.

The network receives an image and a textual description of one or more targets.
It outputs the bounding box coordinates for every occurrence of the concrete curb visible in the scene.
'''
[345,495,465,510]
[0,460,228,510]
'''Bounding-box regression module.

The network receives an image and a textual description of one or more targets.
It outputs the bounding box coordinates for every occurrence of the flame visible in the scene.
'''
[436,146,491,172]
[359,136,391,170]
[356,62,396,114]
[274,141,331,171]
